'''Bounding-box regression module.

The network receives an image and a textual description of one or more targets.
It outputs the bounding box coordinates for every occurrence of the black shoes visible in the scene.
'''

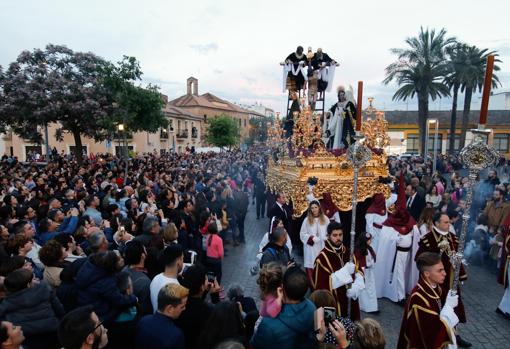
[456,335,472,348]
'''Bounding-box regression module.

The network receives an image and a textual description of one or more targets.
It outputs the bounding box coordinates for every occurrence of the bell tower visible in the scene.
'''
[187,77,198,96]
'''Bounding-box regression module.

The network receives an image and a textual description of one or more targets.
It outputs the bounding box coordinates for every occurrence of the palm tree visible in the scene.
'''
[458,46,501,148]
[444,42,469,154]
[384,27,456,157]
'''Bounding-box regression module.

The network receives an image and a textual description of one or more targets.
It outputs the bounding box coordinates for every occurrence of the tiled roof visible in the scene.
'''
[170,92,264,116]
[384,110,510,126]
[163,105,202,121]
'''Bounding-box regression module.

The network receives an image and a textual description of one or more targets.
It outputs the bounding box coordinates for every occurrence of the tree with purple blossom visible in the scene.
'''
[0,44,167,165]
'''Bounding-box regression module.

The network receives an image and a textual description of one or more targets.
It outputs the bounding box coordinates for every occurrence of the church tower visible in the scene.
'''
[187,77,198,96]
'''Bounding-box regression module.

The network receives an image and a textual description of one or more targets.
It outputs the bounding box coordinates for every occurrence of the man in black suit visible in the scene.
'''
[268,193,292,235]
[405,184,426,222]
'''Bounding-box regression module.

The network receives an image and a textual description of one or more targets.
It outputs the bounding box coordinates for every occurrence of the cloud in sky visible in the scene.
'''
[0,0,509,114]
[189,42,218,55]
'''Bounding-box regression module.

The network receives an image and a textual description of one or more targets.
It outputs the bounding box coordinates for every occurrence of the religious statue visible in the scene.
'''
[282,46,307,92]
[326,86,357,149]
[311,48,337,93]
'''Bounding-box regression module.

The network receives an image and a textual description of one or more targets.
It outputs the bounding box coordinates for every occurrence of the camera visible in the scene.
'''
[323,307,336,325]
[206,272,216,283]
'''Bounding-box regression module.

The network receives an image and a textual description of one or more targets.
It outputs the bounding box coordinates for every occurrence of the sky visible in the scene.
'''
[1,0,509,115]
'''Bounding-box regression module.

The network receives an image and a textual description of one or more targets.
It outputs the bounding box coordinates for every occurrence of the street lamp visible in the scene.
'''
[428,119,439,174]
[117,123,128,180]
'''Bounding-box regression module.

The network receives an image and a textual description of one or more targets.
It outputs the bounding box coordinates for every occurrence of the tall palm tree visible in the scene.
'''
[384,27,456,157]
[458,46,501,148]
[444,42,469,154]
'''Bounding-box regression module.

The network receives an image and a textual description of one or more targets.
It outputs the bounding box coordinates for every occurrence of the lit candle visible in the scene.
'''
[479,55,495,125]
[356,81,363,131]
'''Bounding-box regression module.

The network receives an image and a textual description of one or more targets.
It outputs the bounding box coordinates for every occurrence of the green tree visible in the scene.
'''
[206,114,240,149]
[246,116,273,146]
[384,27,455,156]
[457,46,501,148]
[0,44,166,164]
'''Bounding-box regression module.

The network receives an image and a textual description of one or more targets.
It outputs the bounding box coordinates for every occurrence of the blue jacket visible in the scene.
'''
[135,312,185,349]
[37,216,78,245]
[75,259,136,326]
[251,299,316,349]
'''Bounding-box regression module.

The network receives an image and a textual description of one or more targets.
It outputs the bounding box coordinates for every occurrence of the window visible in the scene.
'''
[406,134,419,153]
[115,146,134,157]
[238,119,241,127]
[160,128,169,139]
[494,134,509,153]
[25,146,42,161]
[69,146,88,156]
[427,134,442,153]
[244,119,247,127]
[447,135,461,152]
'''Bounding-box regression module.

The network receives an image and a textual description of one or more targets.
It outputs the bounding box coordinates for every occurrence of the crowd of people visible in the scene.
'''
[0,149,264,349]
[0,146,509,349]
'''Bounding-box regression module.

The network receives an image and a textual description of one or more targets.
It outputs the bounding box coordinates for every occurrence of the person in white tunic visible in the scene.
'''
[300,200,329,283]
[374,175,420,304]
[355,233,378,313]
[365,193,388,252]
[497,228,510,317]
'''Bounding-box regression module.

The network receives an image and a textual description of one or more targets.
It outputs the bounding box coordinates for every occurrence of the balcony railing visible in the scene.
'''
[113,132,133,140]
[176,130,189,138]
[160,129,169,139]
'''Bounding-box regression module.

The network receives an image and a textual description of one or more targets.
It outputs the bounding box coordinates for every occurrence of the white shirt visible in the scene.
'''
[150,273,179,312]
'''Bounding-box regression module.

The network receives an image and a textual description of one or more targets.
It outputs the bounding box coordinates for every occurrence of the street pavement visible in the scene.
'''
[221,202,510,348]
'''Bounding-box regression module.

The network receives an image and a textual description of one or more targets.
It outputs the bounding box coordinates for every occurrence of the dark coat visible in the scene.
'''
[407,194,426,222]
[0,281,65,337]
[233,190,249,217]
[269,203,292,233]
[260,242,292,268]
[135,312,185,349]
[174,297,213,349]
[75,259,137,326]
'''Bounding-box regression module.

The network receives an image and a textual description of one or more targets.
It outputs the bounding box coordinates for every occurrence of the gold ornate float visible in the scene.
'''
[266,99,391,217]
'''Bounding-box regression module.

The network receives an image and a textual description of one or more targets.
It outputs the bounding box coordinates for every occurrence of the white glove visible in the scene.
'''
[346,273,365,300]
[331,266,353,289]
[445,291,458,309]
[345,262,355,275]
[353,272,365,290]
[440,292,460,329]
[312,236,319,243]
[346,288,357,299]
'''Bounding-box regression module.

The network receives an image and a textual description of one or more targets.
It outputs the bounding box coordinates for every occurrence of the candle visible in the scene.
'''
[479,55,495,125]
[356,81,363,131]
